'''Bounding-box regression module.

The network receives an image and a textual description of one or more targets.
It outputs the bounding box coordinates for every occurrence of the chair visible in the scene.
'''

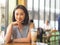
[37,27,45,42]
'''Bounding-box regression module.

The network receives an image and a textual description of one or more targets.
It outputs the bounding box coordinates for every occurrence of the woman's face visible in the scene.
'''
[15,8,25,23]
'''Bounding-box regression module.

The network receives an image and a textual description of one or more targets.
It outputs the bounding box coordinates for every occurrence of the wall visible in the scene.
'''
[8,0,16,24]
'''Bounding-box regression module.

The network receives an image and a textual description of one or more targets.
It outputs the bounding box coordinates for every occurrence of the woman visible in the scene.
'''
[5,5,31,43]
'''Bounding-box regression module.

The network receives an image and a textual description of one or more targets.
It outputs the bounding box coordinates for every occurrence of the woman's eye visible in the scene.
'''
[20,13,24,15]
[16,13,18,15]
[15,13,24,16]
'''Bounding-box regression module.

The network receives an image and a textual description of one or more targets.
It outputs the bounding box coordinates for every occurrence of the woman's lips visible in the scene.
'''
[17,19,22,22]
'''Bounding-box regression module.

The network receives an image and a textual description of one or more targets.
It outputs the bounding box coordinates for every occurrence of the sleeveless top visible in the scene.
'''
[12,25,29,39]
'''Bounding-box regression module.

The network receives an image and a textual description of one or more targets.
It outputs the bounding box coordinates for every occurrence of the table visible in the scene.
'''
[4,43,36,45]
[4,43,31,45]
[2,42,48,45]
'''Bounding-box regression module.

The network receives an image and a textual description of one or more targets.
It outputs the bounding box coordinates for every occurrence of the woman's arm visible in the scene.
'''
[13,23,35,43]
[13,24,33,43]
[13,30,31,43]
[4,23,13,43]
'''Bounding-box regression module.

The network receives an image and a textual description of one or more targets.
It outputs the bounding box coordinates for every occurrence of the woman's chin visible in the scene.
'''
[17,21,21,23]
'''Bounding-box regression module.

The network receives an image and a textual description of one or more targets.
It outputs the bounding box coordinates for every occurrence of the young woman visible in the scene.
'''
[5,5,31,43]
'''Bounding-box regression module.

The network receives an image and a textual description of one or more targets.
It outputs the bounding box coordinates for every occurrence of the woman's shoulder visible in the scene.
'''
[29,23,34,30]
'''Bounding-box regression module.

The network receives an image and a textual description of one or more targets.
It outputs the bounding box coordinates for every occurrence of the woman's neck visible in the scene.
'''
[18,22,24,29]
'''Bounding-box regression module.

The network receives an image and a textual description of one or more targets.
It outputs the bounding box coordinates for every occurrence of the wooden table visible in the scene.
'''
[4,43,36,45]
[4,42,48,45]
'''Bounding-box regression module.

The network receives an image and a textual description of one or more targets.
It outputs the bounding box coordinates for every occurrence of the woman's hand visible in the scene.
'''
[11,21,18,26]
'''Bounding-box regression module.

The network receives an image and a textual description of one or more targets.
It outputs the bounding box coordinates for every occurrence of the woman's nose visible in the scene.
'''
[18,15,21,18]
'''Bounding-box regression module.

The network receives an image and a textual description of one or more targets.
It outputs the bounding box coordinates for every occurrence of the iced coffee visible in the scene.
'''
[31,28,37,43]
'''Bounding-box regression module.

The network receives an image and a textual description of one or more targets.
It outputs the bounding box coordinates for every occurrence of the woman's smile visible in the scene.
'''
[17,18,23,22]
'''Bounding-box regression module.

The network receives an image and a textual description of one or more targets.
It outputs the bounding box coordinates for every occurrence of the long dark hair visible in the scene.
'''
[12,5,29,25]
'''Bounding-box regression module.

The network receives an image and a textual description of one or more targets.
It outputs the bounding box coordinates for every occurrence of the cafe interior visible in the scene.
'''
[0,0,60,45]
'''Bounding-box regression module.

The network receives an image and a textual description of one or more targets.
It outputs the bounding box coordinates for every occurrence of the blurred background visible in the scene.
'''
[0,0,60,44]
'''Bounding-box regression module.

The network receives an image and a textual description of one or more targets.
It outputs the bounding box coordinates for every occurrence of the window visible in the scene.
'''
[27,0,60,30]
[0,0,6,31]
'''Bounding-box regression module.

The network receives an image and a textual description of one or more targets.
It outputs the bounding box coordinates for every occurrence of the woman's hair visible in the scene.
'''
[12,5,29,25]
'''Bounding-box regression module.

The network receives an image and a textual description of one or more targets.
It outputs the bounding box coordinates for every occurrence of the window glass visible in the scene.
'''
[0,0,6,31]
